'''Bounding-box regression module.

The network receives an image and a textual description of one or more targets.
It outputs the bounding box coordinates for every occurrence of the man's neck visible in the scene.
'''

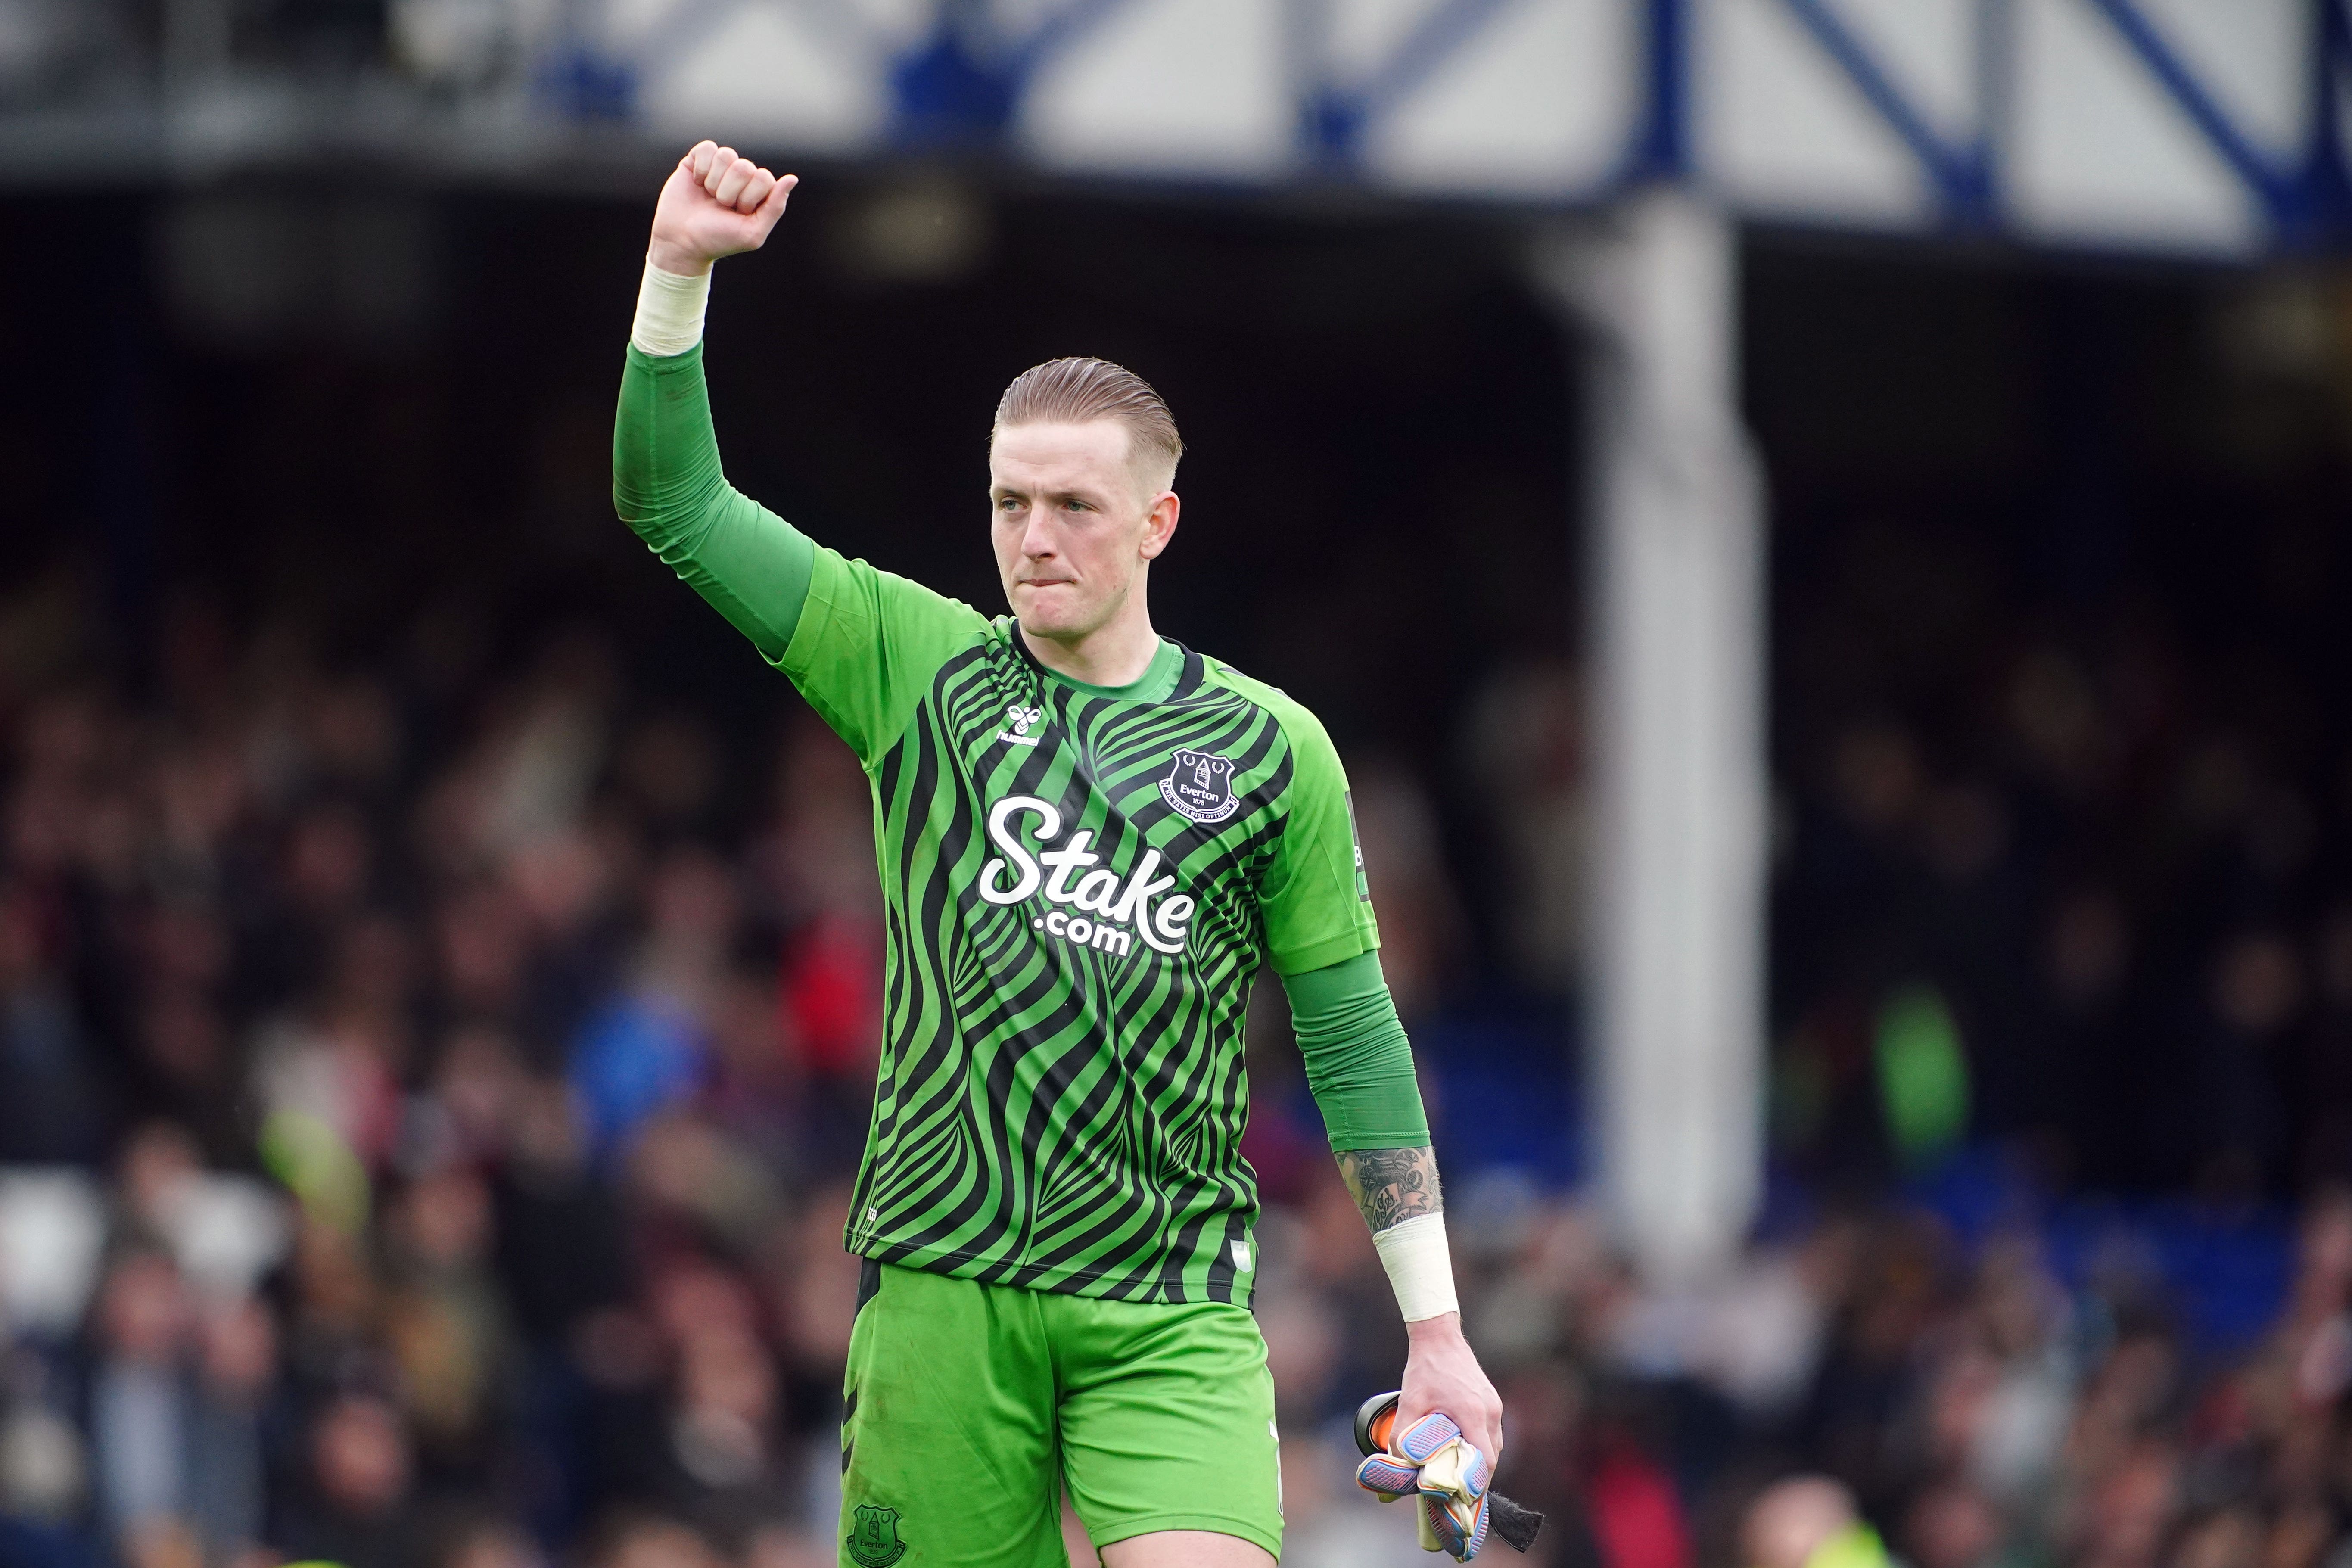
[1021,608,1162,689]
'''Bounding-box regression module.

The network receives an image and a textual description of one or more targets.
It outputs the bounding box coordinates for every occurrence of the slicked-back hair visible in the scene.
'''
[993,357,1183,491]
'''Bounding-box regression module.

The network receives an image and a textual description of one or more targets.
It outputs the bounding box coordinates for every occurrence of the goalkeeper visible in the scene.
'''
[613,142,1504,1568]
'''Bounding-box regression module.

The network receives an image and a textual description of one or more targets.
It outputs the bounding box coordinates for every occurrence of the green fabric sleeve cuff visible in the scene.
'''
[614,342,815,659]
[1268,927,1378,977]
[1280,950,1431,1150]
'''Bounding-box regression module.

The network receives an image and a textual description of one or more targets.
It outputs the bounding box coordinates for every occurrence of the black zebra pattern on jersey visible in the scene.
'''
[843,631,1298,1304]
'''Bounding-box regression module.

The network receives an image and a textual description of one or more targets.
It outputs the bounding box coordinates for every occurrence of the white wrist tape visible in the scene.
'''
[1372,1211,1459,1322]
[632,260,711,356]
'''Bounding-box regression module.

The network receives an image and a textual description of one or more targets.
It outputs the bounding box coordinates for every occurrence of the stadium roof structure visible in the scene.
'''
[584,0,2351,255]
[6,0,2346,258]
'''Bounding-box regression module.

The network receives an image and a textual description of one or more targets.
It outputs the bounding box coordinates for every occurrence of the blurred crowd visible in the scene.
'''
[1769,507,2352,1200]
[0,589,898,1568]
[0,582,1507,1568]
[4,553,2352,1568]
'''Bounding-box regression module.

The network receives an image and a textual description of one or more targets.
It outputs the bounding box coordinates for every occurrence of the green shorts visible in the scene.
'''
[837,1260,1282,1567]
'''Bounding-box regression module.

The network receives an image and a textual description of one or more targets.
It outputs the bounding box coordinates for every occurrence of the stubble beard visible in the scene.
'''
[1017,604,1094,644]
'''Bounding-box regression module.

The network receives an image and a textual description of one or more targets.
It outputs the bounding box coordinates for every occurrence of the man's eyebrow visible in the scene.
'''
[1002,480,1104,501]
[990,473,1122,508]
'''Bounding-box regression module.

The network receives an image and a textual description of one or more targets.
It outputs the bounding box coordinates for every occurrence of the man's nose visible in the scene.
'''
[1020,516,1057,558]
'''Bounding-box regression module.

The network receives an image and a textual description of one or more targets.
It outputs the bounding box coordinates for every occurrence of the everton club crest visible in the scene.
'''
[1160,749,1241,825]
[848,1503,908,1568]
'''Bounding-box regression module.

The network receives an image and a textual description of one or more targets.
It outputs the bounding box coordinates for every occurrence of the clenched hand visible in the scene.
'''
[647,140,796,277]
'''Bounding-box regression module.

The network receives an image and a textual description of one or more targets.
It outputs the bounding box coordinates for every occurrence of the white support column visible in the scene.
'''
[1531,190,1767,1285]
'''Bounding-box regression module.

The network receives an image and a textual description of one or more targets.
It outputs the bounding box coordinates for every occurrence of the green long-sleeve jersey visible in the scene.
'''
[614,342,1426,1306]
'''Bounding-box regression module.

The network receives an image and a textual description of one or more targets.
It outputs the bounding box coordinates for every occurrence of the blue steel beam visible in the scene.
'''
[576,0,1138,147]
[1297,0,1531,164]
[2078,0,2292,210]
[1974,0,2012,212]
[1627,0,1691,177]
[891,0,1144,146]
[557,0,2352,255]
[1352,0,1530,120]
[2291,0,2352,239]
[897,0,1148,143]
[1776,0,1991,222]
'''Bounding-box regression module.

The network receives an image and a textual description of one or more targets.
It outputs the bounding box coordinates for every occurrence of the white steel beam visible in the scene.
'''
[1533,190,1767,1285]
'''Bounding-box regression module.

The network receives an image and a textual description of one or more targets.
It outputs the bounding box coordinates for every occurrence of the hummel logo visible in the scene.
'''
[997,703,1044,748]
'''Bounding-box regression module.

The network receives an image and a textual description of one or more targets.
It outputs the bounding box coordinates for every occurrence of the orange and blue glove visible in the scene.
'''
[1354,1409,1493,1560]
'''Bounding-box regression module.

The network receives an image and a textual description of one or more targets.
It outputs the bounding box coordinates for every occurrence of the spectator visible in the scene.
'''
[1745,1476,1883,1568]
[275,1393,421,1568]
[87,1252,189,1549]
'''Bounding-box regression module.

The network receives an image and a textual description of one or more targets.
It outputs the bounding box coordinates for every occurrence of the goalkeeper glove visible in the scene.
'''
[1353,1410,1492,1561]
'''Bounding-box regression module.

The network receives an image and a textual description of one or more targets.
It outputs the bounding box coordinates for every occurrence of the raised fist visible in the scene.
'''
[647,140,796,277]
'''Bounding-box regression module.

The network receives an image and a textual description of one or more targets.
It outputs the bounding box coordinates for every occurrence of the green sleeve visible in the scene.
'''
[1280,951,1430,1150]
[1249,694,1380,975]
[613,343,814,660]
[779,540,993,768]
[615,342,989,765]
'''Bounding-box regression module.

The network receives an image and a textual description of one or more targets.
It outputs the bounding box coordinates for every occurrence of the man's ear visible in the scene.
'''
[1139,491,1180,561]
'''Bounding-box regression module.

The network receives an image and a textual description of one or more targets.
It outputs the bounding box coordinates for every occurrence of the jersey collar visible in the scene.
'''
[1009,624,1185,704]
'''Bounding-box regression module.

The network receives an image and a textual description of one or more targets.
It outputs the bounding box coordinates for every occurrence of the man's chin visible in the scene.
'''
[1013,605,1093,642]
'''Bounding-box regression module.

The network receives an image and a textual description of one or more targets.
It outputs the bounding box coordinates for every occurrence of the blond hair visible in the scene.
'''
[993,357,1183,490]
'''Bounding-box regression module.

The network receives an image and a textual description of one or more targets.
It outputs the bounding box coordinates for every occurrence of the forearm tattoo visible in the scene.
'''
[1338,1145,1444,1233]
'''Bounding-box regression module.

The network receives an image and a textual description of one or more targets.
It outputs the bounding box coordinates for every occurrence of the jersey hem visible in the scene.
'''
[1084,1512,1283,1557]
[1325,1126,1436,1151]
[847,1235,1257,1308]
[1269,929,1380,977]
[778,576,846,731]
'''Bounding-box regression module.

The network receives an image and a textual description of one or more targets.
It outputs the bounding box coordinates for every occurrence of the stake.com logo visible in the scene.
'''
[976,796,1196,958]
